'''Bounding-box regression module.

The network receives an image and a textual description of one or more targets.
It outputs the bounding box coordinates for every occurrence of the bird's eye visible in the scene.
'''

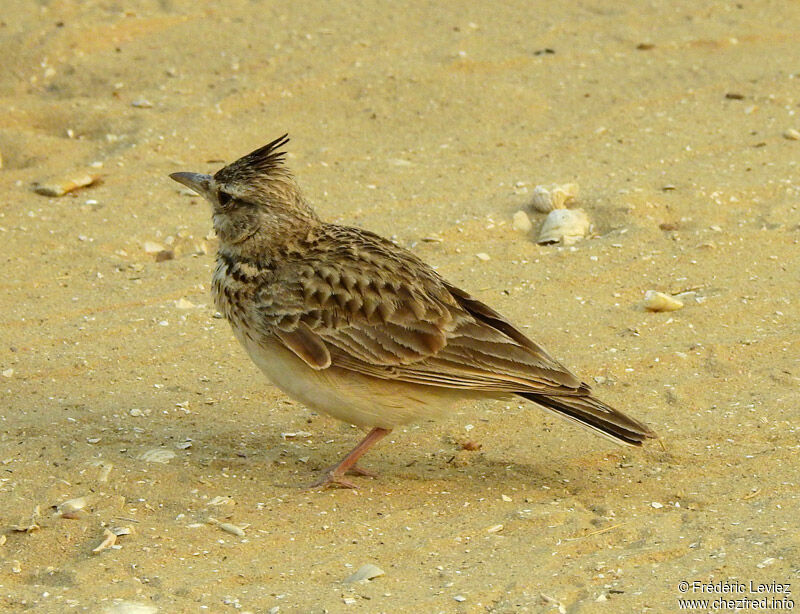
[217,190,233,207]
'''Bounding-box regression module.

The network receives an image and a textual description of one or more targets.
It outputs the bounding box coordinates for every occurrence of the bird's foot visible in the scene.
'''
[308,463,377,489]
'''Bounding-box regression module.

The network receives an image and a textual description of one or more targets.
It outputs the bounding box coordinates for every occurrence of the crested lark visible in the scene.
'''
[170,135,656,488]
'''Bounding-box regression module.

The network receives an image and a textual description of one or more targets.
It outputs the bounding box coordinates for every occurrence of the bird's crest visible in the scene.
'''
[214,134,291,184]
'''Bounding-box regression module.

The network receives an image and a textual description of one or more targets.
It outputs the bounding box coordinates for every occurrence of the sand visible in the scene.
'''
[1,1,799,612]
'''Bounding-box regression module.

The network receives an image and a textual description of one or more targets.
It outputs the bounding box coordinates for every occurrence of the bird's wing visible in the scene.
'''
[256,225,583,394]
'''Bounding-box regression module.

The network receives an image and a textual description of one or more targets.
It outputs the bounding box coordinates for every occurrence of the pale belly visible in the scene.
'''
[231,327,479,429]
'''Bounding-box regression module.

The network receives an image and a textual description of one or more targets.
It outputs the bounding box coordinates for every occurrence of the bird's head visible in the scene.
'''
[169,134,318,245]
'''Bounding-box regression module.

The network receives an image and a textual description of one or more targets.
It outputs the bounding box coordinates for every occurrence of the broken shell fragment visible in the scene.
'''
[537,209,591,245]
[138,448,176,464]
[343,563,385,583]
[529,183,579,213]
[643,290,684,312]
[92,528,117,554]
[207,517,246,537]
[33,173,100,196]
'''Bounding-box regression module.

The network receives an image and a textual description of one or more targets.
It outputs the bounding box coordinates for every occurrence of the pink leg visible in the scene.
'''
[310,427,390,489]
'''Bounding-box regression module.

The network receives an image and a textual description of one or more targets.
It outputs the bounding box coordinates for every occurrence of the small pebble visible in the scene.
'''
[651,501,664,509]
[2,368,13,378]
[501,494,512,502]
[131,98,153,108]
[175,298,196,309]
[512,210,532,233]
[454,595,466,602]
[342,597,357,605]
[155,249,175,262]
[783,128,800,141]
[475,252,491,261]
[487,524,504,533]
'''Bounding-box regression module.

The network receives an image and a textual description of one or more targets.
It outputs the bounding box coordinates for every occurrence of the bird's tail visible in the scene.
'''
[518,391,657,446]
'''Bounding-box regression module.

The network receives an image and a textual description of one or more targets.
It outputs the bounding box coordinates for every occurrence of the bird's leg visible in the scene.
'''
[310,427,390,489]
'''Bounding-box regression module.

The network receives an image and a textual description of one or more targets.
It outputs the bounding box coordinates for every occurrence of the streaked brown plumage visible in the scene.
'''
[170,135,656,488]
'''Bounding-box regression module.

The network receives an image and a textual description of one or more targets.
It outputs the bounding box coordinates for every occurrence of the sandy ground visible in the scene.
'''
[1,1,799,612]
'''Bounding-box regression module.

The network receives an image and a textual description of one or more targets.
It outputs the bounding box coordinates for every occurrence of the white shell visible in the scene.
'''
[138,448,176,464]
[643,290,684,312]
[529,183,579,213]
[56,496,89,518]
[343,563,385,583]
[537,209,591,245]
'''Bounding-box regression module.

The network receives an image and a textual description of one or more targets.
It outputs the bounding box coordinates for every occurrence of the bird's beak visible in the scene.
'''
[169,172,213,198]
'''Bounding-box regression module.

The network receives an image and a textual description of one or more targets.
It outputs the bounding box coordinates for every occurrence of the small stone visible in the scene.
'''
[2,368,13,378]
[783,128,800,141]
[155,249,175,262]
[454,595,467,602]
[501,494,512,502]
[131,98,153,108]
[475,252,491,261]
[651,501,664,509]
[512,210,533,233]
[175,298,196,310]
[487,524,504,533]
[129,408,144,417]
[342,597,357,605]
[143,241,164,254]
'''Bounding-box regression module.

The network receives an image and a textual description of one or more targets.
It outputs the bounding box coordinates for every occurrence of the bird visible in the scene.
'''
[169,134,656,488]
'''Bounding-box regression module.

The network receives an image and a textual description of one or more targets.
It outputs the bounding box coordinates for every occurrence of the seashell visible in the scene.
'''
[56,496,89,519]
[783,128,800,141]
[529,183,579,213]
[643,290,684,312]
[537,209,591,245]
[511,210,533,233]
[33,173,100,197]
[343,563,385,583]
